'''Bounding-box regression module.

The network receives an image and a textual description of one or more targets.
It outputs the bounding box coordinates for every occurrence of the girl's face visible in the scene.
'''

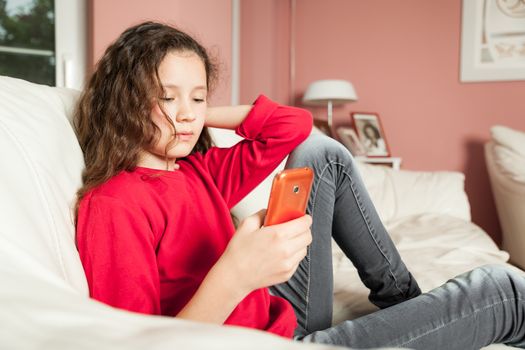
[139,51,207,170]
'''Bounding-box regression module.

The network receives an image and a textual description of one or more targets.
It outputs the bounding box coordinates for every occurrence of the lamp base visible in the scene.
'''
[327,100,333,136]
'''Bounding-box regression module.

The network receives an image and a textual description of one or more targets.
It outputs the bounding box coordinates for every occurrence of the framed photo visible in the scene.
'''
[351,112,391,157]
[460,0,525,82]
[336,126,366,156]
[313,119,332,136]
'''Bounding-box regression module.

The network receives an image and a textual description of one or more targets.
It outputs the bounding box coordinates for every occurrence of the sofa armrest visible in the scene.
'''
[486,142,525,269]
[356,162,471,223]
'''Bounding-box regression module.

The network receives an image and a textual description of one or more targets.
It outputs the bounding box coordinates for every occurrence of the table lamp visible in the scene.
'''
[302,79,358,136]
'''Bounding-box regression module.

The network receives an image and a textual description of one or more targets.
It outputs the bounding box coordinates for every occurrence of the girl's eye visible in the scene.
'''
[193,98,206,103]
[160,97,174,102]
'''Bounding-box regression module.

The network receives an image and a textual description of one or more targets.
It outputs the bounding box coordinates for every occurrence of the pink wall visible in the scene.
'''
[242,0,525,244]
[240,0,291,104]
[87,0,524,243]
[88,0,232,105]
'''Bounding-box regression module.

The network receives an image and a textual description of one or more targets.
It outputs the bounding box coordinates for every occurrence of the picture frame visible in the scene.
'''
[336,126,366,156]
[460,0,525,82]
[351,112,391,157]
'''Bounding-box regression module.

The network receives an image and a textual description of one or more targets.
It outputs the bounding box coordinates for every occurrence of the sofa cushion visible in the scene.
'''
[0,76,88,293]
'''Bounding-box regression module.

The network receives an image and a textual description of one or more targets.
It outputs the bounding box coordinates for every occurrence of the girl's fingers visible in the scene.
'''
[286,230,312,256]
[289,247,308,271]
[239,209,267,233]
[272,215,312,238]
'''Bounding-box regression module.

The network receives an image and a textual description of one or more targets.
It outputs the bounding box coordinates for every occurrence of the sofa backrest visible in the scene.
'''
[0,76,88,294]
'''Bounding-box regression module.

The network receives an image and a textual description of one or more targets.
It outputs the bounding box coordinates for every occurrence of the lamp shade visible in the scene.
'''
[302,79,357,106]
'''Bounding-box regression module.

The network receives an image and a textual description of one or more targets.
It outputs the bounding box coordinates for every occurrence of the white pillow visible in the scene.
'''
[0,76,88,293]
[492,144,525,184]
[490,125,525,184]
[356,162,471,223]
[491,125,525,158]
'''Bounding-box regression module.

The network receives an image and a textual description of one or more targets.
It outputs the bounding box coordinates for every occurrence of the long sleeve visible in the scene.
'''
[203,95,313,209]
[76,193,161,314]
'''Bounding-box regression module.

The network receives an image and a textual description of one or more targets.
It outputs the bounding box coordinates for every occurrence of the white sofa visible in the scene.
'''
[0,76,340,350]
[0,75,518,349]
[486,126,525,270]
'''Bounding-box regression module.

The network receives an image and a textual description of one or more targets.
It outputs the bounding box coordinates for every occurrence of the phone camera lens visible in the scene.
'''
[293,185,299,193]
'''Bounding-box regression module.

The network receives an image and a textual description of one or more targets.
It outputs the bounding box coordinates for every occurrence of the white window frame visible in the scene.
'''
[55,0,86,90]
[0,0,86,89]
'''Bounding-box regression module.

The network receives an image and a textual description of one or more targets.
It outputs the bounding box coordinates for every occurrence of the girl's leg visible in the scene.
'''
[270,133,420,336]
[301,264,525,350]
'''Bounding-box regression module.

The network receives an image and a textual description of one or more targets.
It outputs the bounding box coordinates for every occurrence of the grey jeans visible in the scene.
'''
[269,133,525,350]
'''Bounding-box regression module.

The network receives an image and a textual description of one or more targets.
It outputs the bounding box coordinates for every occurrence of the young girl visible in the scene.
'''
[75,22,525,349]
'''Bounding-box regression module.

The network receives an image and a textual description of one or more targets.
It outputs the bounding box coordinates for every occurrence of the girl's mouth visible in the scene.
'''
[176,132,193,141]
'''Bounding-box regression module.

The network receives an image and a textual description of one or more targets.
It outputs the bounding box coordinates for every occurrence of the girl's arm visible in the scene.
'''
[175,258,247,324]
[176,210,312,325]
[204,96,313,210]
[205,105,253,130]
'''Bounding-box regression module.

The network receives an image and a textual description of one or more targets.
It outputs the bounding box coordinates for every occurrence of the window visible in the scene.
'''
[0,0,86,89]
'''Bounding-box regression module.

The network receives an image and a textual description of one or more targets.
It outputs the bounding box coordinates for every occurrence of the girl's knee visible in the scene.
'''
[478,264,524,289]
[291,133,353,166]
[446,264,523,304]
[480,264,514,277]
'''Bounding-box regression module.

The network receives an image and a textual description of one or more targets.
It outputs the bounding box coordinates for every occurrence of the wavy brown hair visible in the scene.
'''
[73,21,218,223]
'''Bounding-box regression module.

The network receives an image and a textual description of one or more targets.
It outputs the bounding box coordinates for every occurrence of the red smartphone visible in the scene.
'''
[264,167,314,226]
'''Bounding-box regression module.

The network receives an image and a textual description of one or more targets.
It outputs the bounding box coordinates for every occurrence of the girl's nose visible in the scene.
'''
[176,103,195,122]
[176,112,195,122]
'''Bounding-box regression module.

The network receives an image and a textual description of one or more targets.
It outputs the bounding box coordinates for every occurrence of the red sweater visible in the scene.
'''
[76,95,313,338]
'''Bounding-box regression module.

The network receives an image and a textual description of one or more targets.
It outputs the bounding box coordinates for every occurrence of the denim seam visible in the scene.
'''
[332,160,405,297]
[303,244,311,332]
[304,160,335,333]
[397,265,523,348]
[396,297,525,348]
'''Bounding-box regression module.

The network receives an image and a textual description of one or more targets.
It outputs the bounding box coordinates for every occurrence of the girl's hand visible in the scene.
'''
[218,209,312,296]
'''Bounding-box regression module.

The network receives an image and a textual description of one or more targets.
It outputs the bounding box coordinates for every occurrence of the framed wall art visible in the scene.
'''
[460,0,525,82]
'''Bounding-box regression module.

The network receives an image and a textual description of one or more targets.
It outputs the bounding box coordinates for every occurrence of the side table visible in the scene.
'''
[354,156,402,170]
